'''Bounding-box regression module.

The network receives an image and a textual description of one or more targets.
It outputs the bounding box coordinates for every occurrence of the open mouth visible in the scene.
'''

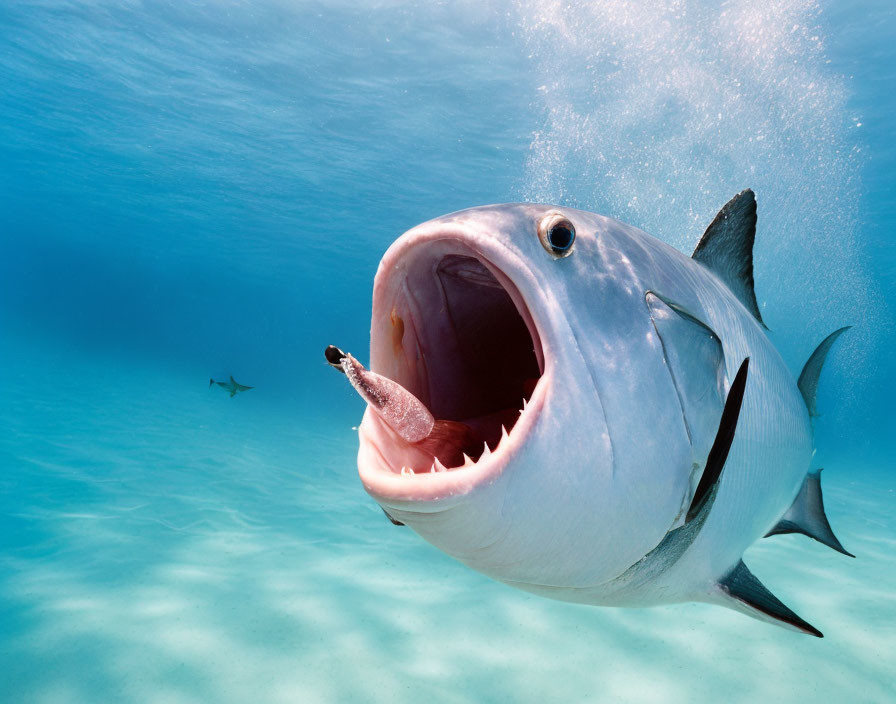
[357,234,546,501]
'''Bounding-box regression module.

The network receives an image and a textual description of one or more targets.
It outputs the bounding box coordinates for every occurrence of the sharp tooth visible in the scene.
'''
[433,457,448,473]
[481,442,492,458]
[522,398,528,410]
[401,466,412,476]
[501,425,509,442]
[429,463,436,473]
[462,453,475,467]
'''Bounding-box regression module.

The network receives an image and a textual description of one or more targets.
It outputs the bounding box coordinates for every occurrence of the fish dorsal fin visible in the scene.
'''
[765,469,854,557]
[230,375,237,384]
[692,189,765,328]
[717,560,823,637]
[798,326,850,417]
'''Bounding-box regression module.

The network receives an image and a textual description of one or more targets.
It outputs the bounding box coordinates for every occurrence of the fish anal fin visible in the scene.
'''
[798,326,851,417]
[765,469,854,557]
[692,189,766,328]
[716,560,823,637]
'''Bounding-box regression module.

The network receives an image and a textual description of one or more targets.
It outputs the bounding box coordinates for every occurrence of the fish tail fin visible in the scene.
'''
[772,328,854,557]
[797,326,851,417]
[764,469,854,557]
[209,378,215,387]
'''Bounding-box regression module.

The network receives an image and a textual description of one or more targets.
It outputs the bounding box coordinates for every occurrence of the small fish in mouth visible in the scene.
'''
[326,345,482,471]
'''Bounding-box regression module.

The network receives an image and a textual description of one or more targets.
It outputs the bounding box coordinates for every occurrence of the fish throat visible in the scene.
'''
[365,241,544,475]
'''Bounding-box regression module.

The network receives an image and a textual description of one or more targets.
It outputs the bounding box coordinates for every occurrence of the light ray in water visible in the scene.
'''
[513,0,885,420]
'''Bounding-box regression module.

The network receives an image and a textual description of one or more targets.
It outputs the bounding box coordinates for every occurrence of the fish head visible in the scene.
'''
[357,204,703,590]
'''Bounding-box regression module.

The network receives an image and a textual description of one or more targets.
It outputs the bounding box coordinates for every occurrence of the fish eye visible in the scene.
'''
[537,213,576,257]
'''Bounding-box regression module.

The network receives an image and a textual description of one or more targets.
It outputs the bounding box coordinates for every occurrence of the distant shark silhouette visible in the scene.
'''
[209,376,253,397]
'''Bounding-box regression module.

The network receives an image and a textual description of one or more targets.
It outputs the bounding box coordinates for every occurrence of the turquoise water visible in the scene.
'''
[1,1,894,702]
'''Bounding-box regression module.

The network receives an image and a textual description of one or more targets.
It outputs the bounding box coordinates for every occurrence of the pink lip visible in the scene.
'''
[355,221,551,509]
[358,372,549,507]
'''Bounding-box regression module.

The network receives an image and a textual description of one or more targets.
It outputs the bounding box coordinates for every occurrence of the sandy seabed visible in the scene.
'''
[2,343,893,704]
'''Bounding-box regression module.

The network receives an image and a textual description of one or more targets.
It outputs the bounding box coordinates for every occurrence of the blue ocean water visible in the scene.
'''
[1,1,893,702]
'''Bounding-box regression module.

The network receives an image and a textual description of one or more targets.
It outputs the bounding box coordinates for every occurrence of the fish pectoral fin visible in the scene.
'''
[691,189,765,328]
[646,291,727,519]
[714,560,822,637]
[382,508,405,526]
[684,357,750,523]
[764,469,854,557]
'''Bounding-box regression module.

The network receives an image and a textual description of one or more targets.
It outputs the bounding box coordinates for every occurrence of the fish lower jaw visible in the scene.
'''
[357,375,547,504]
[397,423,508,476]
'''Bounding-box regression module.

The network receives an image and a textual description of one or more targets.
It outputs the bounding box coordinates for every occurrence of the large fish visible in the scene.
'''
[330,190,851,637]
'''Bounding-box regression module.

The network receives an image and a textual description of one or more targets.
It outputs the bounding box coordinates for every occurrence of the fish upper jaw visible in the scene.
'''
[356,214,554,509]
